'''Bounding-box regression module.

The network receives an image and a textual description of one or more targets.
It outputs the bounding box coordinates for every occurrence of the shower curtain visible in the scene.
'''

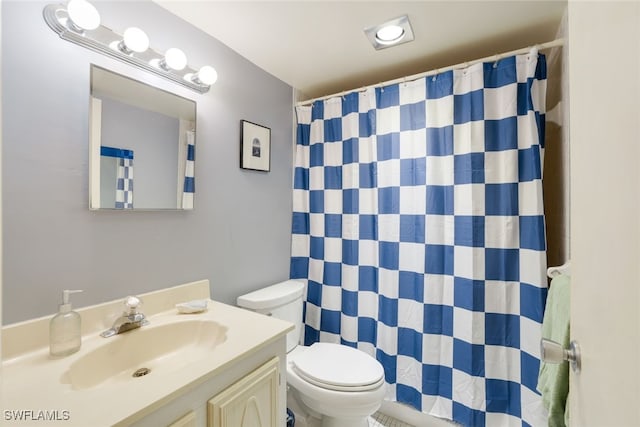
[291,51,548,426]
[182,130,196,209]
[115,157,134,209]
[111,147,134,210]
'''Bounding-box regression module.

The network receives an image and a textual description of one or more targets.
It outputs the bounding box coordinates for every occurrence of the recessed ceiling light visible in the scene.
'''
[376,25,405,44]
[364,15,414,50]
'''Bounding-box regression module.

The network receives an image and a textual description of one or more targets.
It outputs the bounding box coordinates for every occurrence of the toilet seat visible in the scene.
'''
[291,343,385,392]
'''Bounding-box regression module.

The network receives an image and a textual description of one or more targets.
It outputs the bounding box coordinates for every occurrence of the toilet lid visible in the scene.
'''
[291,343,385,392]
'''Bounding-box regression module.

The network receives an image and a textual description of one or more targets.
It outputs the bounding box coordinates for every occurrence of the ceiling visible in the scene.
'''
[154,1,567,101]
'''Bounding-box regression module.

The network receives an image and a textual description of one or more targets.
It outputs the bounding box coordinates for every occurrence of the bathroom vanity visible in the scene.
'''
[1,280,292,426]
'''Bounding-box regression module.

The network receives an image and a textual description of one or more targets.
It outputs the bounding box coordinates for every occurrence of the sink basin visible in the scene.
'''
[64,319,227,390]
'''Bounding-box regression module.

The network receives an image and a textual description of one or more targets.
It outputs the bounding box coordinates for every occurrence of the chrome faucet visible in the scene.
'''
[100,296,149,338]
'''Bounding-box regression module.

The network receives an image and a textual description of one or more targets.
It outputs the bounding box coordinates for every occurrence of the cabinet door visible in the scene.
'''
[208,357,279,427]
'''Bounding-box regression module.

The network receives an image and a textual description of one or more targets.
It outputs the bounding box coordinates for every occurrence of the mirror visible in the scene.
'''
[89,65,196,210]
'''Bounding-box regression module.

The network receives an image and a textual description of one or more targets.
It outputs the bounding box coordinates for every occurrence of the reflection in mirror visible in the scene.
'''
[89,65,196,210]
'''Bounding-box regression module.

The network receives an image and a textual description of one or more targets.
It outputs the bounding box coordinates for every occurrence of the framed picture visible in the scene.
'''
[240,120,271,172]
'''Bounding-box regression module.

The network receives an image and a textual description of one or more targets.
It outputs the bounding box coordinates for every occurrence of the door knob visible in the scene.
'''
[540,338,581,373]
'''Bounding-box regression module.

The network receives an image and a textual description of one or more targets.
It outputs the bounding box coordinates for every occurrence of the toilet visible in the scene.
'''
[237,280,386,427]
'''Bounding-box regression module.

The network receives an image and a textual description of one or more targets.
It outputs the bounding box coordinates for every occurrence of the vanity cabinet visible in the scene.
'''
[208,357,279,427]
[168,411,197,427]
[165,356,279,427]
[126,340,287,427]
[2,282,292,427]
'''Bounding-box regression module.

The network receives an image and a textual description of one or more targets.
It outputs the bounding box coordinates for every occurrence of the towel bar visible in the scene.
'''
[547,260,571,278]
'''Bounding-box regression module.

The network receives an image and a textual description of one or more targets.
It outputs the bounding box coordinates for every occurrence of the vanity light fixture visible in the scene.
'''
[364,15,415,50]
[43,0,216,93]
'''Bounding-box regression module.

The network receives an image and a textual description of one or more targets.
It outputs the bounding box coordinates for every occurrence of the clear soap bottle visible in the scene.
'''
[49,290,83,357]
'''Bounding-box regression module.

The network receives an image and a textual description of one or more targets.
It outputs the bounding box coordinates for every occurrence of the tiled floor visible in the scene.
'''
[369,412,415,427]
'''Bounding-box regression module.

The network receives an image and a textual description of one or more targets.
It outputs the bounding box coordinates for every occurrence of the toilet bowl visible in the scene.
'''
[287,343,386,427]
[237,280,386,427]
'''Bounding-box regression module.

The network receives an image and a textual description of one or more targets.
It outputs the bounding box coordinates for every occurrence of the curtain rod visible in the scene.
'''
[296,38,564,107]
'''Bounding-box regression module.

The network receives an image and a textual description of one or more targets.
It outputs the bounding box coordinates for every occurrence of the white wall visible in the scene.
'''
[2,1,294,324]
[0,0,4,358]
[568,1,640,425]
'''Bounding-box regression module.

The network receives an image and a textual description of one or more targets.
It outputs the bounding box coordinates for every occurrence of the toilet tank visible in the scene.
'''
[237,280,305,352]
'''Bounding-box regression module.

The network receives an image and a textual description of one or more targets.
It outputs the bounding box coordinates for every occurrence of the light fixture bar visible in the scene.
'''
[43,3,212,94]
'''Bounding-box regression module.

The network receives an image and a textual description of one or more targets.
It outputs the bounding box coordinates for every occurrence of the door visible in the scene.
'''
[568,2,640,426]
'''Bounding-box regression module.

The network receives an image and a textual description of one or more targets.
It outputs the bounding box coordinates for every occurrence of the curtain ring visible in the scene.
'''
[492,53,500,68]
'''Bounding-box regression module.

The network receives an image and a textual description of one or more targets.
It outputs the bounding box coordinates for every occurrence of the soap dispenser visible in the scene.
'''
[49,290,83,357]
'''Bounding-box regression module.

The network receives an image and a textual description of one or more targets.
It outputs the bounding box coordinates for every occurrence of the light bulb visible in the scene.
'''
[163,48,187,71]
[375,25,405,44]
[195,66,217,85]
[121,27,149,53]
[66,0,100,31]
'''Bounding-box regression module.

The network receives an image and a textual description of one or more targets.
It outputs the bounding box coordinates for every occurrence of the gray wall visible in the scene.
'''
[2,1,294,324]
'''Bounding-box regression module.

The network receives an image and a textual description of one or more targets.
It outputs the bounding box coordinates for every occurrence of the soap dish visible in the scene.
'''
[175,299,208,314]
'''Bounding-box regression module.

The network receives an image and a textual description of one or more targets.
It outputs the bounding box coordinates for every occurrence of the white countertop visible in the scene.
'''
[1,281,293,426]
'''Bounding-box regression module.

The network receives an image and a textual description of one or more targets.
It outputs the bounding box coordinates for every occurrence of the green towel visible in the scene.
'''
[537,274,571,427]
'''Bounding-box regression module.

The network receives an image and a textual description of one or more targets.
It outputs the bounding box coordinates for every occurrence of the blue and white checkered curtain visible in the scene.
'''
[291,51,548,426]
[182,130,195,209]
[115,157,134,209]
